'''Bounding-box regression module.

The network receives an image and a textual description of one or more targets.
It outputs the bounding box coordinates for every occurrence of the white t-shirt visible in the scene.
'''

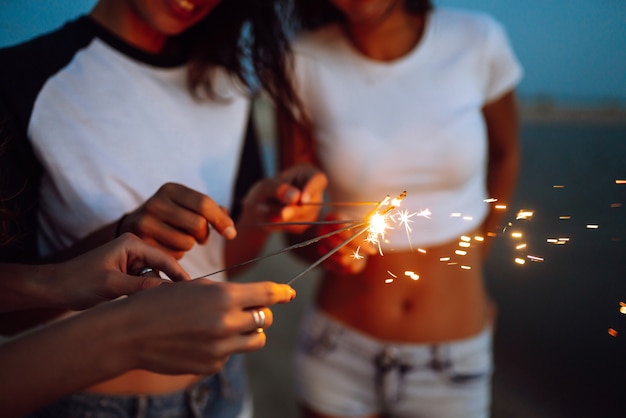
[292,7,523,248]
[29,36,249,279]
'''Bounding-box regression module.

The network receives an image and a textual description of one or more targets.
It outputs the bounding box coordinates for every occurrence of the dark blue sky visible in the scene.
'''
[1,0,624,105]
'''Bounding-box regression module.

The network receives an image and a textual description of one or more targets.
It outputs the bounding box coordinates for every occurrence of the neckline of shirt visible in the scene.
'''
[336,9,437,73]
[77,15,190,68]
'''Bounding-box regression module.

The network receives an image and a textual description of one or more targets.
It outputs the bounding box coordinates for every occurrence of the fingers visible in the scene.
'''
[220,332,268,354]
[245,307,271,334]
[122,235,191,282]
[129,184,237,251]
[197,334,267,365]
[244,165,327,229]
[108,274,172,297]
[196,281,295,338]
[161,183,237,240]
[298,170,328,204]
[276,164,327,210]
[231,281,296,308]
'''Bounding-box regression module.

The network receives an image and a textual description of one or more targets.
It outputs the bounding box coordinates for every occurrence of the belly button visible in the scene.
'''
[401,299,414,313]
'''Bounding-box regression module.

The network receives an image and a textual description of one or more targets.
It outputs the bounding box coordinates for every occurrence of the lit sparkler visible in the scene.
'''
[194,192,414,284]
[287,191,409,284]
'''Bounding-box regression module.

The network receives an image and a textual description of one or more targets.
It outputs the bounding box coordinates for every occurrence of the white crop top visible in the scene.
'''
[292,8,523,248]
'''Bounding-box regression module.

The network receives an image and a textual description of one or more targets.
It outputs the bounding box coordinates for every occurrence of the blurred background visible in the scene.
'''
[2,1,625,417]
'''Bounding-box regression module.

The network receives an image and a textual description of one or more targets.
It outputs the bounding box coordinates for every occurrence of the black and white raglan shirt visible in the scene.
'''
[0,16,262,274]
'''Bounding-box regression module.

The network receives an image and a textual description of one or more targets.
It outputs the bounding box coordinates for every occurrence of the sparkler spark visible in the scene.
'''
[352,247,365,260]
[200,192,554,285]
[287,192,409,285]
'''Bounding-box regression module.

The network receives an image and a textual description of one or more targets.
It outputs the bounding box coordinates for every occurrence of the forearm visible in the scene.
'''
[482,91,520,255]
[0,309,66,336]
[0,264,73,335]
[0,302,129,416]
[0,264,59,312]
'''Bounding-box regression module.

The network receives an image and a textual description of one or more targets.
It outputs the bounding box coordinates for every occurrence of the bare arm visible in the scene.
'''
[0,279,295,417]
[275,108,371,274]
[54,183,238,263]
[275,108,326,262]
[225,163,327,274]
[0,233,188,313]
[482,90,521,254]
[0,233,189,334]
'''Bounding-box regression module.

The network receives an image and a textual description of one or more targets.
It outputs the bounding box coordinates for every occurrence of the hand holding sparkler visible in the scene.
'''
[239,163,327,234]
[111,279,296,376]
[285,192,408,284]
[116,183,237,260]
[221,164,326,276]
[196,192,409,283]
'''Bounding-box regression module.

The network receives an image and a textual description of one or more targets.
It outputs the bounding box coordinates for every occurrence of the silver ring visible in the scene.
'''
[251,308,265,332]
[139,267,156,277]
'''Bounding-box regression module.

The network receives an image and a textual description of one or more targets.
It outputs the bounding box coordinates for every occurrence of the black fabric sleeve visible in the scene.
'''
[0,100,41,263]
[0,17,94,263]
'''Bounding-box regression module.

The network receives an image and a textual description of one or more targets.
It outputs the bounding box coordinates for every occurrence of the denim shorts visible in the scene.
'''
[295,309,493,418]
[28,354,250,418]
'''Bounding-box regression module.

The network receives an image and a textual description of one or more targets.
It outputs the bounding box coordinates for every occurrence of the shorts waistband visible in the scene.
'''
[302,307,492,366]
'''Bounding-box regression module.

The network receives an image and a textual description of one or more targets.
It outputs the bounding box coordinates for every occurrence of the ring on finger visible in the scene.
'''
[139,267,159,277]
[250,308,266,333]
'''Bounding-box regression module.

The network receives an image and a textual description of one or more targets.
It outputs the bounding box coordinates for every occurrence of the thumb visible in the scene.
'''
[109,273,171,297]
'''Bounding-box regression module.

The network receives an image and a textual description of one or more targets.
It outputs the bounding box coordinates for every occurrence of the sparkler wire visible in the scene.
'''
[195,193,406,283]
[300,201,380,207]
[287,224,370,285]
[254,219,359,228]
[286,193,407,284]
[193,220,365,280]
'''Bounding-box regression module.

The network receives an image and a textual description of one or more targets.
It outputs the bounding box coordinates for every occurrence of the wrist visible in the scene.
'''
[86,299,138,376]
[27,264,65,310]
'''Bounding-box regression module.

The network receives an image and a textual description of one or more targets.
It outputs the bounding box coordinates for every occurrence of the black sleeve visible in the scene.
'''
[230,110,265,222]
[0,17,94,263]
[0,100,42,263]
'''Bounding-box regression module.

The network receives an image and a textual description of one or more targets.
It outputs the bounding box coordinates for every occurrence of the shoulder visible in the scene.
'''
[0,16,96,80]
[0,16,97,117]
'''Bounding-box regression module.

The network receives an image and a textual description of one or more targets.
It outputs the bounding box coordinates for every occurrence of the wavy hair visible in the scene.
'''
[182,0,301,120]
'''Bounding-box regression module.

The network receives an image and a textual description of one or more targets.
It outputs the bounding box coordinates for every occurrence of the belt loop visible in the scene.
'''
[430,344,452,372]
[134,395,148,418]
[187,379,212,418]
[374,346,413,410]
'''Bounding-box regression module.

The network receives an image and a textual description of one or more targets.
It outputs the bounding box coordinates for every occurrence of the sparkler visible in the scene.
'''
[287,191,408,285]
[193,220,363,280]
[193,192,410,282]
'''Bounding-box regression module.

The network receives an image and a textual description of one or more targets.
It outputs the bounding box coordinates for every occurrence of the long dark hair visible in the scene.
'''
[182,0,301,121]
[293,0,434,31]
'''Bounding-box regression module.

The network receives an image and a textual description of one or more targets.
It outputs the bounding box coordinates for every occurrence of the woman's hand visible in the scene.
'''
[118,183,237,259]
[47,233,190,311]
[117,279,296,376]
[239,163,327,234]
